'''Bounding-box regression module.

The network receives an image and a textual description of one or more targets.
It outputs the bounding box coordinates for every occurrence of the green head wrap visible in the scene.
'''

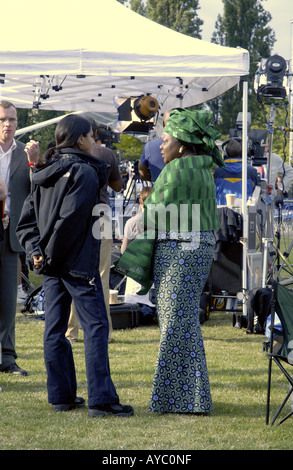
[163,108,225,167]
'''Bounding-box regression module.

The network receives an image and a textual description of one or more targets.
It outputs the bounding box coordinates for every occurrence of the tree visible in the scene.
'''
[114,134,144,161]
[16,109,65,155]
[210,0,276,134]
[129,0,146,15]
[144,0,203,38]
[116,0,205,150]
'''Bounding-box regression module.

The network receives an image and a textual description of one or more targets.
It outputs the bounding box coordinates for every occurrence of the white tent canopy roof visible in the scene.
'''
[0,0,249,121]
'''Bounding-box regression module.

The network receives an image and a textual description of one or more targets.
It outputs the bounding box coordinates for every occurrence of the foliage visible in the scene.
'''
[145,0,203,38]
[16,107,144,161]
[16,109,65,155]
[129,0,146,15]
[210,0,276,135]
[114,134,145,161]
[17,2,288,161]
[252,100,291,160]
[126,1,288,159]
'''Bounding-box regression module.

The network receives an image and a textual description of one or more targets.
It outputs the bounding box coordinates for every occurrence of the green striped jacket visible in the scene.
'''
[143,154,219,234]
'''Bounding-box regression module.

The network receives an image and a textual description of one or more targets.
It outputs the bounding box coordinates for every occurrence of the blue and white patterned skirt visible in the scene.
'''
[149,231,215,413]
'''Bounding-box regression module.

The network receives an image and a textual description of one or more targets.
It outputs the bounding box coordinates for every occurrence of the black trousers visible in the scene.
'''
[0,230,18,369]
[43,273,119,406]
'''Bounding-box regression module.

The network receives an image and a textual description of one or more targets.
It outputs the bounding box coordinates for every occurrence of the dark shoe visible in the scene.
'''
[52,397,85,412]
[1,363,28,376]
[88,403,134,418]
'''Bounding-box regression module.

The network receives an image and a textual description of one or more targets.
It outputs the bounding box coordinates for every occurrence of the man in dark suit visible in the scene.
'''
[0,101,31,375]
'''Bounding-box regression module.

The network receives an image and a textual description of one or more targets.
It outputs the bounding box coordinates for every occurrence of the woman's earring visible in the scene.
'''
[179,145,184,154]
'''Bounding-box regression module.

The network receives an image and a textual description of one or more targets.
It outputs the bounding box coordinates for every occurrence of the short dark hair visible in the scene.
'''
[226,139,242,158]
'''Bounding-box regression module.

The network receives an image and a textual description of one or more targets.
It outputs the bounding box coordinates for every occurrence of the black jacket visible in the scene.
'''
[16,148,108,281]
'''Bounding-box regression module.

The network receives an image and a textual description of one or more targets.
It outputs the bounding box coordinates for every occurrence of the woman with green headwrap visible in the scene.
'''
[144,108,225,414]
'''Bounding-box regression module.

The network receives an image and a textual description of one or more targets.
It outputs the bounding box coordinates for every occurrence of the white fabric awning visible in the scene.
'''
[0,0,249,119]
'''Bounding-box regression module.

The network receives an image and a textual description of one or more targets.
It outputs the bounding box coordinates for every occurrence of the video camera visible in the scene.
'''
[228,112,268,166]
[96,125,120,149]
[254,54,290,101]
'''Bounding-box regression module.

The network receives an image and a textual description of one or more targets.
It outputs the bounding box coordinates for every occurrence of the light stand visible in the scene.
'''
[262,104,277,287]
[123,171,146,210]
[254,54,293,287]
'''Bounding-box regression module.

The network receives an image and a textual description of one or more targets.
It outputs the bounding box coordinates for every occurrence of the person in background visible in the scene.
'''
[0,100,31,377]
[121,186,152,255]
[0,174,7,201]
[0,175,7,393]
[262,140,293,195]
[0,175,7,241]
[214,138,259,205]
[17,254,30,304]
[17,114,133,417]
[121,187,154,309]
[66,116,123,344]
[143,108,225,414]
[138,110,171,183]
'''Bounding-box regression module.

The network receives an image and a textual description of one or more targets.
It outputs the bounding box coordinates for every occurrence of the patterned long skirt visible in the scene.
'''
[149,231,215,413]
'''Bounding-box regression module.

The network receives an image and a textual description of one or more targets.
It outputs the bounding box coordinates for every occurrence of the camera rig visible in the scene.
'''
[254,54,293,286]
[96,125,120,149]
[228,111,268,166]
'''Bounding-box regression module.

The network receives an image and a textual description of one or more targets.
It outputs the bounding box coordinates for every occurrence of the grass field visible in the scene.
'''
[0,301,292,452]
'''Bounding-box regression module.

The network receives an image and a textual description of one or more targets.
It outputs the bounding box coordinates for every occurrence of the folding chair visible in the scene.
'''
[266,281,293,425]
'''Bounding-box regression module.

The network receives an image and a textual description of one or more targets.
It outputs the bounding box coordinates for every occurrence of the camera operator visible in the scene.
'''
[262,140,293,197]
[214,138,259,205]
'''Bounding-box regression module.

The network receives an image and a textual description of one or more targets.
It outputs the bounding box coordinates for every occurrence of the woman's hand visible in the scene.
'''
[33,254,43,269]
[25,140,40,164]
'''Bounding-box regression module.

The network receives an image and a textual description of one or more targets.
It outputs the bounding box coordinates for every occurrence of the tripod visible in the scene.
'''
[262,104,293,286]
[123,171,150,213]
[261,104,283,286]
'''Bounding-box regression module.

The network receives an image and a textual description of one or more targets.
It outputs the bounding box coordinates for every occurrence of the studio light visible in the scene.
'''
[133,95,159,121]
[113,94,159,134]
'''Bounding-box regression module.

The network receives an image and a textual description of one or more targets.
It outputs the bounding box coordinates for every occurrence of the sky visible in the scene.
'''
[200,0,293,61]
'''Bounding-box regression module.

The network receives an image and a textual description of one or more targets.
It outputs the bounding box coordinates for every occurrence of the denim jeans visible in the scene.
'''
[43,273,119,407]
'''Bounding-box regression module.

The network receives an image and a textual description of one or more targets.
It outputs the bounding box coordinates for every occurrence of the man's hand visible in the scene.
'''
[2,214,9,229]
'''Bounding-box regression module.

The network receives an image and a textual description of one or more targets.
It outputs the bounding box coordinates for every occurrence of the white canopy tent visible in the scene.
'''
[0,0,250,309]
[0,0,249,119]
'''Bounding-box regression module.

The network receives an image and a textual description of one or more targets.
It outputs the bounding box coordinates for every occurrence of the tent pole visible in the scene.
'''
[242,78,248,316]
[289,20,293,166]
[15,112,82,138]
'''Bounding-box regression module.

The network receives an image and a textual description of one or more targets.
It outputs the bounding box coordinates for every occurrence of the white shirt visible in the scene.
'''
[124,211,144,240]
[262,152,293,192]
[0,139,17,215]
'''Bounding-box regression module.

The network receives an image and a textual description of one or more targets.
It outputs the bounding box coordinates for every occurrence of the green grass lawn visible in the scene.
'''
[0,303,292,451]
